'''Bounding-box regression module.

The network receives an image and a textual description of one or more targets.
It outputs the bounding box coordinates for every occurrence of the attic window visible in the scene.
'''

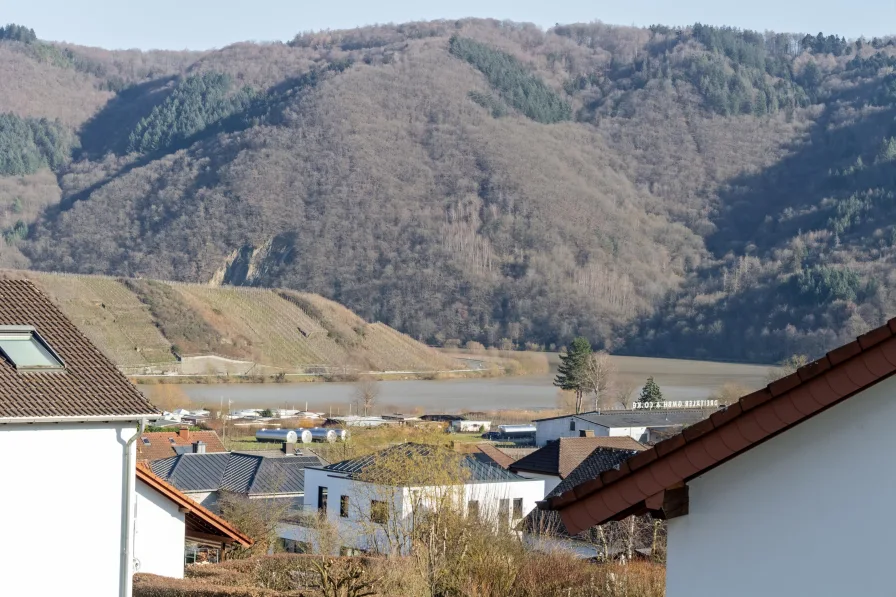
[141,438,151,446]
[0,326,64,371]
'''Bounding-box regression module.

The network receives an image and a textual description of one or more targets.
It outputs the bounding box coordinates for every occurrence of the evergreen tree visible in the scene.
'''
[553,337,592,414]
[638,376,664,405]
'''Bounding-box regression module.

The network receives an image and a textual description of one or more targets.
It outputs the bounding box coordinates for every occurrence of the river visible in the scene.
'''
[177,355,771,414]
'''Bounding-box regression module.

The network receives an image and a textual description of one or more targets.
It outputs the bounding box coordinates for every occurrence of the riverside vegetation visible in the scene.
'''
[1,20,896,363]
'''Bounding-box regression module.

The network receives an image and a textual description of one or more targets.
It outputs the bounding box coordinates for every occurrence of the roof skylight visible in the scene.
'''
[0,326,65,371]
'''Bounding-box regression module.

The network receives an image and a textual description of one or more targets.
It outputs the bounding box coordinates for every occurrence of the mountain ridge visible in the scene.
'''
[1,19,895,363]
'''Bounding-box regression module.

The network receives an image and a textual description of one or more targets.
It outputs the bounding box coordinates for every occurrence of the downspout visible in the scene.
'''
[121,418,147,597]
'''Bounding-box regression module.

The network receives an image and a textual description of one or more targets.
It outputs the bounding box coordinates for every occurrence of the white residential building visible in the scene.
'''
[450,420,492,433]
[279,443,543,554]
[135,465,250,578]
[545,323,896,597]
[0,280,159,597]
[533,409,714,446]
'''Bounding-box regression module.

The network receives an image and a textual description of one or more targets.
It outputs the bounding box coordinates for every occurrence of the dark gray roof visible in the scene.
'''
[322,443,529,484]
[150,452,325,495]
[546,448,643,499]
[534,409,715,429]
[524,447,641,537]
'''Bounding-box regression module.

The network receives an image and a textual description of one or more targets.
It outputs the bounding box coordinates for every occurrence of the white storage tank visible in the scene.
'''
[334,429,348,442]
[310,427,337,443]
[497,424,537,435]
[293,428,313,444]
[256,429,298,443]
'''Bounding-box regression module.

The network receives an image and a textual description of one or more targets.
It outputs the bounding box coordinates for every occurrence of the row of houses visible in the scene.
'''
[8,277,896,597]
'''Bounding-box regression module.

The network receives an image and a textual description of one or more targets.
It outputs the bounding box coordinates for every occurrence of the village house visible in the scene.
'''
[533,409,715,446]
[509,436,645,496]
[135,464,251,578]
[524,446,654,559]
[469,443,536,469]
[150,447,324,512]
[0,280,159,597]
[544,321,896,597]
[279,443,544,555]
[137,428,227,461]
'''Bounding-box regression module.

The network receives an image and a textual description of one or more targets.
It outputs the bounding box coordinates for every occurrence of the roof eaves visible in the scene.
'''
[0,414,156,424]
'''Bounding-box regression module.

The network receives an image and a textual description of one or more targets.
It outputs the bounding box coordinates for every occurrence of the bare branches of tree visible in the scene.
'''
[581,350,617,411]
[354,377,380,416]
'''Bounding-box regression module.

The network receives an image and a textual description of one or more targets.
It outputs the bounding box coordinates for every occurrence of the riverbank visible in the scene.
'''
[131,366,499,385]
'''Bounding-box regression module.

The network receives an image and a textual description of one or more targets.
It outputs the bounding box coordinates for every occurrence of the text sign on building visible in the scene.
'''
[633,400,718,410]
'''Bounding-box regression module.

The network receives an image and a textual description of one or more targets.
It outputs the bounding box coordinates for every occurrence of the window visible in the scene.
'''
[513,498,523,518]
[140,437,151,446]
[498,499,510,528]
[467,500,480,520]
[371,500,389,524]
[0,326,64,370]
[569,420,576,431]
[340,495,349,518]
[280,539,310,553]
[318,487,328,513]
[185,542,220,565]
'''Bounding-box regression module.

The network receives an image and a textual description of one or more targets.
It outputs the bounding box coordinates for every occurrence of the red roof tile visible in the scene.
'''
[544,318,896,535]
[137,430,227,461]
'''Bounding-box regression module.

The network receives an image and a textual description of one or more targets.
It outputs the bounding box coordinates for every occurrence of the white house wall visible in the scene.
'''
[135,479,186,579]
[294,468,544,553]
[607,427,647,441]
[512,471,561,497]
[0,423,134,596]
[535,417,608,446]
[666,374,896,597]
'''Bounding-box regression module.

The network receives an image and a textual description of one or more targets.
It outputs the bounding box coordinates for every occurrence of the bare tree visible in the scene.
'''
[710,381,753,405]
[581,351,617,411]
[354,377,380,416]
[613,378,639,409]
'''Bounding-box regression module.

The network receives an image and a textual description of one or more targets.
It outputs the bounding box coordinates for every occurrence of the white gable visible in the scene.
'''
[666,374,896,597]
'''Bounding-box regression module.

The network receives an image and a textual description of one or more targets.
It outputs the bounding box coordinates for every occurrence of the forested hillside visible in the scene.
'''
[1,18,895,363]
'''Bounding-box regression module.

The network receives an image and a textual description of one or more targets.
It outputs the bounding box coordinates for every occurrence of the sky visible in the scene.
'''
[4,0,894,50]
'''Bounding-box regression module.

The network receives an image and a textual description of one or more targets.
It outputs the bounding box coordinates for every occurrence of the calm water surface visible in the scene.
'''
[179,356,770,413]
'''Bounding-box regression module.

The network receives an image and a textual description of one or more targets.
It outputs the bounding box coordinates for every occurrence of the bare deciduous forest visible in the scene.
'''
[1,18,895,363]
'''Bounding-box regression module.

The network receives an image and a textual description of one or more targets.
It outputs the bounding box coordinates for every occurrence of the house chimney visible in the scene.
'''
[282,442,296,455]
[193,441,206,454]
[580,430,595,438]
[178,428,191,440]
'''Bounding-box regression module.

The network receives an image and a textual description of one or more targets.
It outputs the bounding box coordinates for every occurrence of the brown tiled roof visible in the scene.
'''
[136,463,252,546]
[137,430,226,461]
[545,319,896,535]
[474,444,518,468]
[511,436,646,478]
[0,280,158,420]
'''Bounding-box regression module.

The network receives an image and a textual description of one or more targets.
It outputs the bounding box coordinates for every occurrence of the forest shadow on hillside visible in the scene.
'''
[707,78,896,258]
[77,76,177,157]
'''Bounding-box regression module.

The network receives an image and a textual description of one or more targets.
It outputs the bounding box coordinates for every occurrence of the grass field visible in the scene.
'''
[3,270,466,375]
